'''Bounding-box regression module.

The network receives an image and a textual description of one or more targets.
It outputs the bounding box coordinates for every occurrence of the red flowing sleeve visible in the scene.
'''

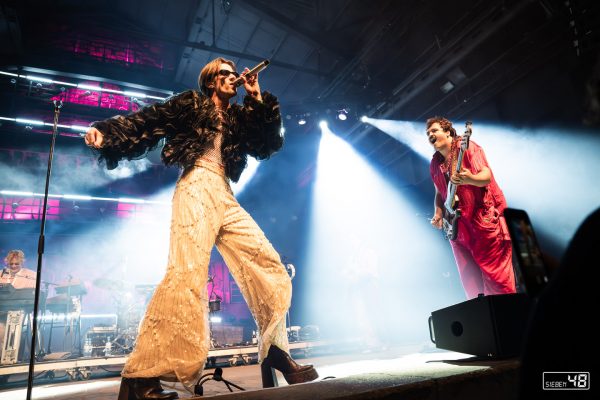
[463,141,489,175]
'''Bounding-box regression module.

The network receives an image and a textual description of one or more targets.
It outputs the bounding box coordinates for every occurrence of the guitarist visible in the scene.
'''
[426,117,516,299]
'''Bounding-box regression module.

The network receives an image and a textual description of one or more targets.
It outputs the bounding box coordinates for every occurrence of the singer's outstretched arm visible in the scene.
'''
[87,91,195,169]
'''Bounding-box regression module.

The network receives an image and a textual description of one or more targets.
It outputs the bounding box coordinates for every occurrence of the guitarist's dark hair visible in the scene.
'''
[426,116,457,137]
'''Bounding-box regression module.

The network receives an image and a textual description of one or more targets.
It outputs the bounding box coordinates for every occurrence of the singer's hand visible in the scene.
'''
[85,127,104,149]
[240,67,262,102]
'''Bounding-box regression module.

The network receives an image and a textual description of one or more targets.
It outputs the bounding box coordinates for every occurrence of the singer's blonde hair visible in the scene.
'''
[198,57,236,97]
[5,249,25,266]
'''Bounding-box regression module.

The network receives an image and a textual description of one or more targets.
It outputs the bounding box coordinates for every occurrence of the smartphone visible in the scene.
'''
[504,208,550,298]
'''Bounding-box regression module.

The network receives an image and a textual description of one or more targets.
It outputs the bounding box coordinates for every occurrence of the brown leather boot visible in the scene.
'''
[117,377,179,400]
[261,345,318,387]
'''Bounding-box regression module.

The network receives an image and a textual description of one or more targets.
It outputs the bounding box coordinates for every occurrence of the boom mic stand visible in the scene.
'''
[26,100,63,400]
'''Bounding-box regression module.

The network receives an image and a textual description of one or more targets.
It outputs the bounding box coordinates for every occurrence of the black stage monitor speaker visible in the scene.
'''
[428,293,531,357]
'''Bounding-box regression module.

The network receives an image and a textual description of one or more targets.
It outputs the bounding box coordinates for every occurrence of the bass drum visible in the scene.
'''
[208,299,221,313]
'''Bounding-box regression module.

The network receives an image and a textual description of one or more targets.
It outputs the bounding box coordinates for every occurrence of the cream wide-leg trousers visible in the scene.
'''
[122,160,291,389]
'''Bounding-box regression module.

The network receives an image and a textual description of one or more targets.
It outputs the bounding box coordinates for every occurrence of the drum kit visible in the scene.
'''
[88,275,223,355]
[42,278,86,359]
[2,258,302,364]
[85,278,154,357]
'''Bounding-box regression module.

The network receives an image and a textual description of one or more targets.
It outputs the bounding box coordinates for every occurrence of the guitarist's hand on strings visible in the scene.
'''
[450,168,473,186]
[451,166,492,187]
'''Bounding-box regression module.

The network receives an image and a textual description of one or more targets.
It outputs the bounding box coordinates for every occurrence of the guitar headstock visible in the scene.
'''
[462,121,472,149]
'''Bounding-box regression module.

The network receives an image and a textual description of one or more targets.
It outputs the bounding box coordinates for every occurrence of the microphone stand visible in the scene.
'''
[26,100,63,400]
[194,367,245,395]
[284,263,296,340]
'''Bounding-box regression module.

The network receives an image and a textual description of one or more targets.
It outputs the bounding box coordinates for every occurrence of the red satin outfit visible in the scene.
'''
[430,139,516,299]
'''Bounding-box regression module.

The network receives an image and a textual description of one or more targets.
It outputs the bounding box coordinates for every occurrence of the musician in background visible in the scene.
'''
[1,250,36,359]
[1,250,36,290]
[426,117,516,299]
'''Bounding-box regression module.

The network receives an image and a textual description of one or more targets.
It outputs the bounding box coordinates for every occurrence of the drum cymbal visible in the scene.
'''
[93,278,130,292]
[55,279,87,295]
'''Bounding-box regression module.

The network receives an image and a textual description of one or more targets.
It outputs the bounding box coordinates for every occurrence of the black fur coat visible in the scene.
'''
[91,90,283,182]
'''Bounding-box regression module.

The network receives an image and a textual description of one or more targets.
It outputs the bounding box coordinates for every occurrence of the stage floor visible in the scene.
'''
[0,344,519,399]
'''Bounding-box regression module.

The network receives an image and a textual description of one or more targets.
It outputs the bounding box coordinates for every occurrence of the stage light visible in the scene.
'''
[360,115,368,123]
[118,197,146,204]
[0,190,35,196]
[15,118,44,126]
[1,115,96,134]
[146,94,169,100]
[70,125,89,132]
[440,81,455,93]
[0,190,171,205]
[131,98,148,107]
[319,120,328,129]
[25,75,53,84]
[64,194,92,201]
[362,118,432,159]
[77,83,102,92]
[337,109,348,121]
[305,122,461,348]
[123,91,147,98]
[298,118,307,125]
[230,157,259,195]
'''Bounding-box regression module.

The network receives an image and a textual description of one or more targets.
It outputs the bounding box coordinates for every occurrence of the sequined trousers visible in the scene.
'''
[121,159,292,390]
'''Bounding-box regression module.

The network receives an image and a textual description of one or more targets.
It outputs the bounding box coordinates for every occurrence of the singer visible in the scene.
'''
[85,57,317,400]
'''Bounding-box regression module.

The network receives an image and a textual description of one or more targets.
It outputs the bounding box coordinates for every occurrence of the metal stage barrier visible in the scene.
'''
[0,340,327,382]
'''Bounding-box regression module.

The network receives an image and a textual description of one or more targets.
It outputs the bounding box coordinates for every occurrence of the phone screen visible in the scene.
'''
[504,208,549,297]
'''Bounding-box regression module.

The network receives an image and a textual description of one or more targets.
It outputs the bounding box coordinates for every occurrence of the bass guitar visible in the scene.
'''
[442,121,472,240]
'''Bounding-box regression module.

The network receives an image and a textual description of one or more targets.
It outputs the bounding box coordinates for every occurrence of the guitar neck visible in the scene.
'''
[455,148,466,174]
[443,122,472,235]
[444,139,468,212]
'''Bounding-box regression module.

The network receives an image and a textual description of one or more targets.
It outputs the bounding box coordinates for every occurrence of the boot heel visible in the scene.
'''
[261,363,279,388]
[283,366,319,384]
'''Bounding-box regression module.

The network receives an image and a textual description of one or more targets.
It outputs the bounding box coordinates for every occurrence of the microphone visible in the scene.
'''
[234,60,270,87]
[285,263,296,280]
